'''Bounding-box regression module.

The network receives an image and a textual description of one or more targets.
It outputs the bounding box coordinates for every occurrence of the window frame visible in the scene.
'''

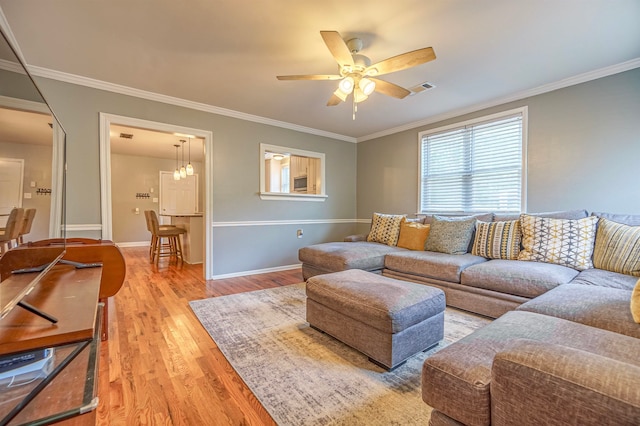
[417,106,528,215]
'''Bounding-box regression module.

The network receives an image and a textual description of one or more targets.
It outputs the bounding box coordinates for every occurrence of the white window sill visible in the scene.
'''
[259,192,328,202]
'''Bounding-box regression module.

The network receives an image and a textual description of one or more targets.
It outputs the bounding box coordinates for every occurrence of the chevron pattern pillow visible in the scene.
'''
[518,214,598,270]
[593,218,640,277]
[367,213,405,246]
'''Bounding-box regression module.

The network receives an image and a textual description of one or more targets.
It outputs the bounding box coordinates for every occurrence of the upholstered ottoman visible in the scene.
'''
[306,269,445,370]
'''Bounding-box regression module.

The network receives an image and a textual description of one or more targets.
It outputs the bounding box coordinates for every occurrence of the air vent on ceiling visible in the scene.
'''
[119,133,134,139]
[409,81,436,95]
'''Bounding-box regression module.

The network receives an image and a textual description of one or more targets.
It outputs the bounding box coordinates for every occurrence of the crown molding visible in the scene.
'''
[26,65,358,143]
[357,57,640,142]
[12,48,639,146]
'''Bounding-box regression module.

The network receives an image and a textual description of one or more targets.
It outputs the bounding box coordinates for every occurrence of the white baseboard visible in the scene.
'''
[211,264,302,280]
[116,241,150,248]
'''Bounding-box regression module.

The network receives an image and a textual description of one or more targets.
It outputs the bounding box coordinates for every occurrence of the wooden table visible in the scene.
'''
[0,264,102,425]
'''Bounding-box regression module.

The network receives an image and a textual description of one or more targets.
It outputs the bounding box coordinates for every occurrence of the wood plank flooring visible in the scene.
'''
[96,247,302,425]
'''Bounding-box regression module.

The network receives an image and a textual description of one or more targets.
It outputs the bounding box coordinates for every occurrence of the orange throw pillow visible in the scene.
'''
[631,278,640,324]
[397,222,431,251]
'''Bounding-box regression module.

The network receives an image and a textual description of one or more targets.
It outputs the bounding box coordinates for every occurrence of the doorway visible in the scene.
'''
[99,113,213,279]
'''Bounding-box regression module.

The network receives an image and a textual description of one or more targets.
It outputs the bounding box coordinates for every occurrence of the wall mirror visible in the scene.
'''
[0,22,67,319]
[259,143,327,201]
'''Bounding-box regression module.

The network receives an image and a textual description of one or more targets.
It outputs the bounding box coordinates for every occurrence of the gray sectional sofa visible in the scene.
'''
[299,209,640,425]
[300,209,625,318]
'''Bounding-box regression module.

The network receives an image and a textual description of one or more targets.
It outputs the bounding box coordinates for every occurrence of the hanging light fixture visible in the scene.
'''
[186,137,194,176]
[180,140,187,179]
[173,144,181,180]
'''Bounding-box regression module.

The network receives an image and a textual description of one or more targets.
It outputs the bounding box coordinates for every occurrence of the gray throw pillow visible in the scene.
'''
[424,215,477,254]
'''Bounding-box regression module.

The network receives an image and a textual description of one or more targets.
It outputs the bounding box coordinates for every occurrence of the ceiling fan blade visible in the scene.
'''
[366,47,436,76]
[327,95,342,106]
[320,31,354,68]
[277,74,342,81]
[370,78,411,99]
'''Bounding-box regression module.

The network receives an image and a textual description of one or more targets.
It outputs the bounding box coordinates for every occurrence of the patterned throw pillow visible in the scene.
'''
[518,214,598,271]
[397,222,431,251]
[367,213,405,246]
[632,279,640,323]
[472,220,522,260]
[592,218,640,277]
[424,215,477,255]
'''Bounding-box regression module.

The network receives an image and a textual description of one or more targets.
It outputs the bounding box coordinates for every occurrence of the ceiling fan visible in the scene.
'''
[277,31,436,119]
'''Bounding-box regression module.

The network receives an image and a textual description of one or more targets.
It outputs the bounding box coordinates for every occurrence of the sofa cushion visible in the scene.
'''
[422,311,640,426]
[592,211,640,226]
[396,221,430,251]
[461,259,578,298]
[384,251,487,283]
[570,268,637,290]
[632,279,640,324]
[298,242,405,272]
[516,283,640,338]
[471,220,521,260]
[491,340,640,426]
[425,215,477,255]
[366,212,405,246]
[518,214,598,271]
[493,209,588,222]
[592,218,640,277]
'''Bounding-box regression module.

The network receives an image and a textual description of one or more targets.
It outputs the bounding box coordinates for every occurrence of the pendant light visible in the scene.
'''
[173,144,181,180]
[179,140,187,179]
[186,137,194,176]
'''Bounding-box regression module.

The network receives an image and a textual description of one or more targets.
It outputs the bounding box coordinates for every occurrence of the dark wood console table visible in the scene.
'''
[0,264,102,426]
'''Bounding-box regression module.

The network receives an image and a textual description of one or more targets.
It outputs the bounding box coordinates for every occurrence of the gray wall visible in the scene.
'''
[32,77,358,276]
[357,68,640,229]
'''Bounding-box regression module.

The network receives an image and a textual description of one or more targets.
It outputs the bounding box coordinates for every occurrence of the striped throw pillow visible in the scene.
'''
[472,220,521,260]
[593,218,640,277]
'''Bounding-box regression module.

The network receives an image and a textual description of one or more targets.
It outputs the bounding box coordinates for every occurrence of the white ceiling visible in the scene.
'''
[1,0,639,140]
[109,125,204,161]
[0,107,51,145]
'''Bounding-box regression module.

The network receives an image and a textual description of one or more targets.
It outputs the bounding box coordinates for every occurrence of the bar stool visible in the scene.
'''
[18,208,36,245]
[0,208,25,254]
[147,210,186,263]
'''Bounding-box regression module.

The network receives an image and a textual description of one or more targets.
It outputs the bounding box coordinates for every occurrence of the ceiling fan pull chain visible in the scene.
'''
[352,96,356,120]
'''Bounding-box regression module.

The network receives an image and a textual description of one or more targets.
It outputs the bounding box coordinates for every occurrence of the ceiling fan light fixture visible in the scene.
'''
[173,144,181,180]
[354,88,368,103]
[338,76,355,94]
[333,88,348,102]
[186,137,194,175]
[359,78,376,96]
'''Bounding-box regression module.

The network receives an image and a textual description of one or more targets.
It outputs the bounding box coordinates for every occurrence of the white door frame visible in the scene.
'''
[99,113,214,279]
[0,95,64,237]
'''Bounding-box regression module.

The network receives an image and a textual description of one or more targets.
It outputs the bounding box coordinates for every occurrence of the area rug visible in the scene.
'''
[189,283,490,425]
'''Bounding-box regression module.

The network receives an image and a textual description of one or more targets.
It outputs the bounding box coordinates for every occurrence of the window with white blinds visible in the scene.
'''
[419,108,526,214]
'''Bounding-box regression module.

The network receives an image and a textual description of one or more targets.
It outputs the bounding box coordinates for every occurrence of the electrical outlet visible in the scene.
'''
[297,229,303,238]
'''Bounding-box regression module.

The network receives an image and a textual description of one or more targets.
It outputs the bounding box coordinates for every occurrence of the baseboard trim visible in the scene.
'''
[116,241,150,248]
[211,264,302,280]
[63,224,103,232]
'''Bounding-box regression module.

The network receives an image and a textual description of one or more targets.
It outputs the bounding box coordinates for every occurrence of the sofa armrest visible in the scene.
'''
[491,339,640,426]
[344,234,368,242]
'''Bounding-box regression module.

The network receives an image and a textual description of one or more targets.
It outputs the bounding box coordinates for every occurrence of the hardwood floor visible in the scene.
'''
[96,247,302,425]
